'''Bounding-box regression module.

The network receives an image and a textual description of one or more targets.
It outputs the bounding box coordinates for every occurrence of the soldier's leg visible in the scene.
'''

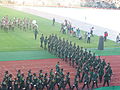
[80,72,85,82]
[99,76,102,83]
[107,80,109,86]
[40,42,43,47]
[78,74,81,82]
[89,78,92,84]
[72,85,75,90]
[82,84,86,90]
[87,83,89,90]
[65,56,67,62]
[75,85,78,90]
[96,81,98,88]
[92,81,95,88]
[103,80,106,86]
[68,82,71,89]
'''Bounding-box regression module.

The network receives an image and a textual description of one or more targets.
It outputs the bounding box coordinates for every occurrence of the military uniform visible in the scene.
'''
[40,34,44,48]
[26,77,30,90]
[7,74,13,90]
[14,78,18,90]
[56,62,60,73]
[43,73,48,89]
[20,74,25,90]
[98,68,104,83]
[82,73,89,90]
[72,75,79,90]
[103,72,110,87]
[92,72,98,89]
[2,79,7,90]
[65,72,71,89]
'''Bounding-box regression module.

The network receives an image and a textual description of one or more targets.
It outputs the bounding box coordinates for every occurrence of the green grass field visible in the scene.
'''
[0,6,119,52]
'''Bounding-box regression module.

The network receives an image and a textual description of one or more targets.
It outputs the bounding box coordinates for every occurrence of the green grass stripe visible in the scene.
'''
[0,6,119,52]
[0,50,57,61]
[88,47,120,56]
[94,86,120,90]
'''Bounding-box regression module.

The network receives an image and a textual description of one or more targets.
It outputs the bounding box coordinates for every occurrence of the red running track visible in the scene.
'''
[0,56,119,89]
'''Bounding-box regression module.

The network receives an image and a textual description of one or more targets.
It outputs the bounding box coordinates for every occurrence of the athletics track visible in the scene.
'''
[0,55,120,90]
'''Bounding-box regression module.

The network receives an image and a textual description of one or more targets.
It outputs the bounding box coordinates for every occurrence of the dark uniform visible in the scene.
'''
[34,28,38,40]
[43,73,48,89]
[31,73,38,90]
[7,74,13,90]
[38,77,44,90]
[2,79,7,90]
[14,78,18,90]
[44,36,48,49]
[82,73,89,90]
[65,72,71,89]
[53,18,55,26]
[56,62,60,73]
[72,75,79,90]
[58,75,66,90]
[40,34,44,48]
[103,72,110,87]
[17,70,21,83]
[28,70,33,83]
[20,74,25,90]
[98,68,104,83]
[92,72,98,89]
[26,77,30,90]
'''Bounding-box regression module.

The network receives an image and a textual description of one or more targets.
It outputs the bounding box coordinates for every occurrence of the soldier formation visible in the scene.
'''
[40,34,113,90]
[0,15,35,32]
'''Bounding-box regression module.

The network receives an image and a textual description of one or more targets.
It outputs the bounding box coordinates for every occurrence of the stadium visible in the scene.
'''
[0,0,120,90]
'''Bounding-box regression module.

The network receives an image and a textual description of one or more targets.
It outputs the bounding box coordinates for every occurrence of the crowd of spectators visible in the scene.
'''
[60,19,95,43]
[83,0,118,9]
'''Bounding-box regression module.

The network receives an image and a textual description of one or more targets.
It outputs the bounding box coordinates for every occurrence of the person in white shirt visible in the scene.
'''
[87,33,91,43]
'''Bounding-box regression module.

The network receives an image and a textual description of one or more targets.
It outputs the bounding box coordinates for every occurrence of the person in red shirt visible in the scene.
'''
[104,31,108,41]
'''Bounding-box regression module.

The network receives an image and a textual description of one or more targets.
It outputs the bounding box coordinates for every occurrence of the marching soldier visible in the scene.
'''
[7,74,13,90]
[98,68,104,83]
[34,27,38,40]
[2,79,7,90]
[17,70,21,83]
[31,73,38,90]
[43,73,49,89]
[28,70,33,84]
[26,77,30,90]
[92,71,98,89]
[58,75,66,90]
[38,77,44,90]
[82,73,89,90]
[40,34,44,48]
[44,36,48,49]
[56,62,60,73]
[20,74,25,90]
[39,70,43,78]
[72,75,79,90]
[14,78,18,90]
[65,72,71,89]
[103,71,110,87]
